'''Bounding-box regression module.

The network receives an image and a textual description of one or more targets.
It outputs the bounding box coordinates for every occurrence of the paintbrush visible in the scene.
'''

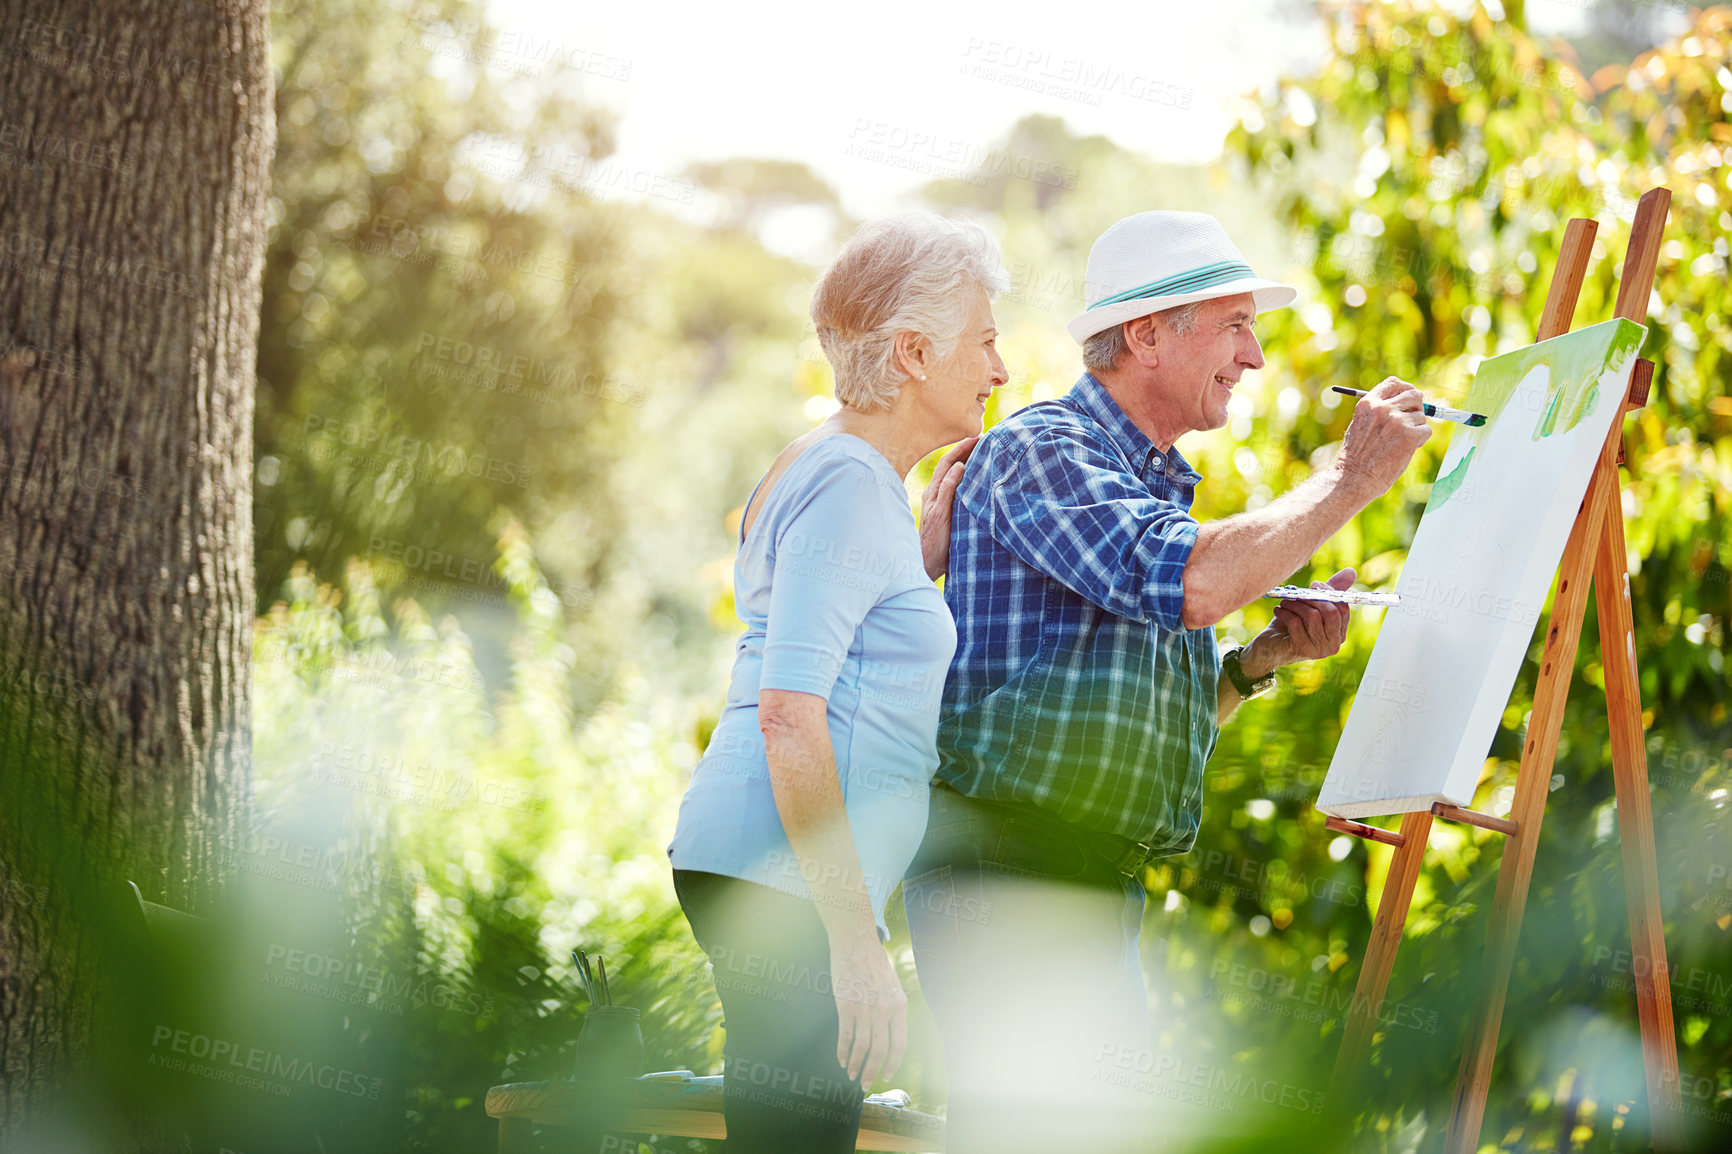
[1330,385,1486,426]
[572,948,595,1003]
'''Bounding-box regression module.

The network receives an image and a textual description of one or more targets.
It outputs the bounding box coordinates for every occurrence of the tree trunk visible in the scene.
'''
[0,0,273,1142]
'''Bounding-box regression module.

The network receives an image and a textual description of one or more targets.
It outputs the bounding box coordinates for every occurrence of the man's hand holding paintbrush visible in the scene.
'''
[1185,376,1432,721]
[1257,379,1487,609]
[1184,376,1431,630]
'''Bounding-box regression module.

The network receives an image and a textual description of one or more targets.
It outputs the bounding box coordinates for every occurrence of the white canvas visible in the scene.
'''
[1316,318,1647,820]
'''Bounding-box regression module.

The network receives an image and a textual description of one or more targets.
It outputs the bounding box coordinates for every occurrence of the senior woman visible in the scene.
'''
[667,212,1009,1152]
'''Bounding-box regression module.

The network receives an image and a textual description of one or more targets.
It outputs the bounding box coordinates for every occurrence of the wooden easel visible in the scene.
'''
[1322,187,1681,1151]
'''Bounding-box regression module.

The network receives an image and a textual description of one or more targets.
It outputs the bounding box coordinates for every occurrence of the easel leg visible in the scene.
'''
[1444,432,1623,1154]
[1328,810,1433,1107]
[1593,471,1682,1145]
[1445,185,1672,1154]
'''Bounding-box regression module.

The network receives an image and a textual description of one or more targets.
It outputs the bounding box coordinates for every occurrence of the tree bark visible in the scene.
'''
[0,0,272,1141]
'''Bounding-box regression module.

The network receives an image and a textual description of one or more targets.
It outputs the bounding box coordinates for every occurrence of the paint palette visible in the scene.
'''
[1264,586,1401,607]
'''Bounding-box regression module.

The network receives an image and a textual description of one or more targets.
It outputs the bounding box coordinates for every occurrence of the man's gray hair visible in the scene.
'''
[811,213,1009,411]
[1081,301,1205,374]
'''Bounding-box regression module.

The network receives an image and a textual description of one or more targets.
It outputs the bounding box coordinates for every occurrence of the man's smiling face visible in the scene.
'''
[1154,293,1267,434]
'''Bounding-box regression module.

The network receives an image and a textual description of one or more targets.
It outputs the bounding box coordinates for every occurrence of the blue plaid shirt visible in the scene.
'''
[936,372,1221,852]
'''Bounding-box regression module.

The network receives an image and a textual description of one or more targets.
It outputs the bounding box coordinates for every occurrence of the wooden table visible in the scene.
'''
[486,1077,945,1152]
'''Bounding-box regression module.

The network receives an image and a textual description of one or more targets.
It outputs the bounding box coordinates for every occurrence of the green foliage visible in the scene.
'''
[258,0,625,614]
[257,0,817,713]
[1157,3,1732,1148]
[254,530,717,1150]
[248,0,1732,1150]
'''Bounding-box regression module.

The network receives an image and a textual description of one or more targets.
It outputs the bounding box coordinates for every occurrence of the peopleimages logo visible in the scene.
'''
[959,38,1193,109]
[262,943,496,1018]
[762,850,888,900]
[852,766,927,801]
[299,414,533,489]
[1192,848,1364,908]
[0,121,134,174]
[778,531,920,583]
[313,740,545,815]
[844,120,1079,189]
[1093,1043,1326,1114]
[1394,576,1542,627]
[148,1025,383,1100]
[705,943,883,1007]
[1205,959,1439,1034]
[0,229,192,297]
[404,8,634,81]
[413,332,642,404]
[1590,945,1732,1015]
[16,18,243,88]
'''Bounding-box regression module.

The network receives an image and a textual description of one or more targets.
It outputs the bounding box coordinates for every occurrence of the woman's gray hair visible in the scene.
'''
[1081,301,1204,374]
[811,213,1009,411]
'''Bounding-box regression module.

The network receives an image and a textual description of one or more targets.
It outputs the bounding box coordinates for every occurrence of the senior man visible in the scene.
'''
[902,211,1431,1153]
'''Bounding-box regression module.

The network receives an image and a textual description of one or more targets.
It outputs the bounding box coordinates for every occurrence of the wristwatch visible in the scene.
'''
[1222,646,1276,700]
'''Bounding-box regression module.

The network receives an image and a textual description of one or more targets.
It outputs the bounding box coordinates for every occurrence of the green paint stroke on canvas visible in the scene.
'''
[1429,445,1475,507]
[1463,317,1644,437]
[1425,317,1644,512]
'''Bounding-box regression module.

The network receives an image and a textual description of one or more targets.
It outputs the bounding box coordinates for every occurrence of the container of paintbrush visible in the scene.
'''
[572,950,642,1080]
[572,1006,643,1080]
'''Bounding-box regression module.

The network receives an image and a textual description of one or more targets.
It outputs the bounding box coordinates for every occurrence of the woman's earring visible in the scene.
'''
[919,375,927,381]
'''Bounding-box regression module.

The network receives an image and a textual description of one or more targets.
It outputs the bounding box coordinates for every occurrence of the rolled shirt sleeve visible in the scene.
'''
[759,457,903,698]
[987,427,1199,630]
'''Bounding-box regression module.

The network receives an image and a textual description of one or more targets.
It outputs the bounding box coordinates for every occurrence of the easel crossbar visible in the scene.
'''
[1323,815,1407,848]
[1429,803,1518,836]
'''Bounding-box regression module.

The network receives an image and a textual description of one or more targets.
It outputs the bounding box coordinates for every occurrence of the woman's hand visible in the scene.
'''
[828,929,908,1088]
[919,436,980,581]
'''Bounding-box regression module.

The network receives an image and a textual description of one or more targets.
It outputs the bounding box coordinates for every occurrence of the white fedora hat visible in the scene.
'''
[1067,211,1298,345]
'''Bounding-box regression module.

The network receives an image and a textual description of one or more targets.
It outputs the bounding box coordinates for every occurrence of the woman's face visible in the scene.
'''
[917,284,1008,441]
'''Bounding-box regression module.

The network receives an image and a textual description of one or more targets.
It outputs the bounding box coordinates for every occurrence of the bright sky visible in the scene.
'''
[483,0,1333,213]
[480,0,1596,236]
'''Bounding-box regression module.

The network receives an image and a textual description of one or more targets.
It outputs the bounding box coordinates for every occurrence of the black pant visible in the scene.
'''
[673,869,865,1154]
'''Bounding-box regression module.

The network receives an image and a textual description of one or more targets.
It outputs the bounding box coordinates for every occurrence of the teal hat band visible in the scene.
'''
[1087,260,1256,311]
